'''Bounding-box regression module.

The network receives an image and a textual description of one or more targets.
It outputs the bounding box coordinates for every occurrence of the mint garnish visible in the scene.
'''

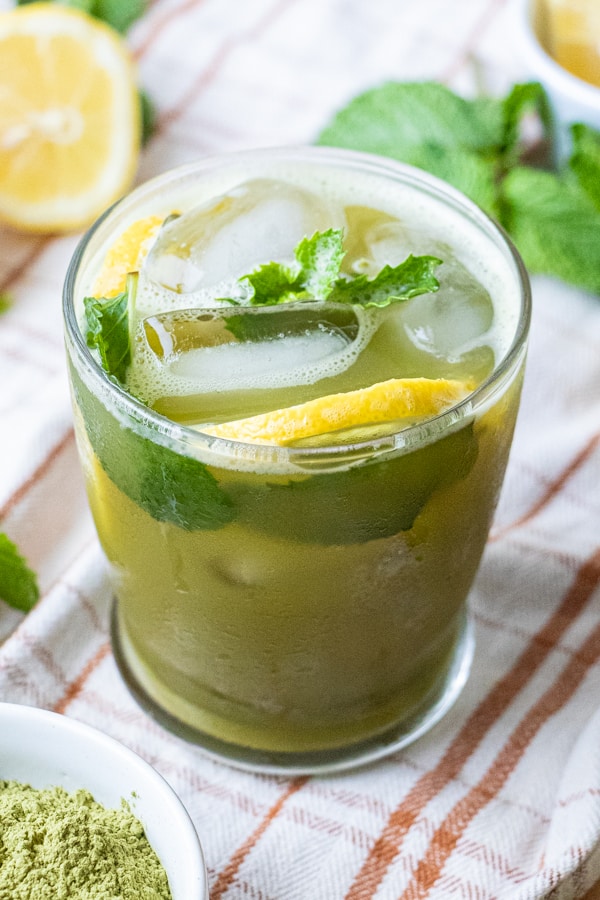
[225,228,441,308]
[0,293,11,314]
[317,79,600,295]
[84,273,137,384]
[0,533,39,612]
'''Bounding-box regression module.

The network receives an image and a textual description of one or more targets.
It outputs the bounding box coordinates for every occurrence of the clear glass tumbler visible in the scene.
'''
[63,147,531,774]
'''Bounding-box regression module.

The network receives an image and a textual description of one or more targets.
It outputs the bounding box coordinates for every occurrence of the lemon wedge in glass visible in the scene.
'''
[200,377,474,446]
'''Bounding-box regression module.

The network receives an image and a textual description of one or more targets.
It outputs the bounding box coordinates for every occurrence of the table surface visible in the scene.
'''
[1,1,600,898]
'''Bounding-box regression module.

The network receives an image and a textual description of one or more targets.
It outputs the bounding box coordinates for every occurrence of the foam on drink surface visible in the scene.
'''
[80,156,522,434]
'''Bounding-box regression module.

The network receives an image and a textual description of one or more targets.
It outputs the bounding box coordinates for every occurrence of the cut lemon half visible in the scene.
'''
[201,377,474,445]
[541,0,600,86]
[93,215,164,297]
[0,3,140,232]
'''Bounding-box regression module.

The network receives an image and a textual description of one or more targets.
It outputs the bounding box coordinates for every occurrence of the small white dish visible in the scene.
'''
[0,702,208,900]
[514,0,600,160]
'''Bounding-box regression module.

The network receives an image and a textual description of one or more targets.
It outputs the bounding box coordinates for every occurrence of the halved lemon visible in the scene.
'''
[93,215,164,297]
[201,377,473,445]
[0,3,140,232]
[542,0,600,86]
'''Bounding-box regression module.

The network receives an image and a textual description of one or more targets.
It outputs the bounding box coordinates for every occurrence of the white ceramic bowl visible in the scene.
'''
[514,0,600,161]
[0,703,208,899]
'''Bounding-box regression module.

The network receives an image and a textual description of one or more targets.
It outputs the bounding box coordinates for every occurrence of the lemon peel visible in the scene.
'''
[93,215,164,297]
[200,377,474,445]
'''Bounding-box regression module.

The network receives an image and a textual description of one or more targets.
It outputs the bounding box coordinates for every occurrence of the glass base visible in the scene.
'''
[111,600,474,775]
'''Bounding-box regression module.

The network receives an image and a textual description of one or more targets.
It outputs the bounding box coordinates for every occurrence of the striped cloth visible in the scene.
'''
[1,0,600,897]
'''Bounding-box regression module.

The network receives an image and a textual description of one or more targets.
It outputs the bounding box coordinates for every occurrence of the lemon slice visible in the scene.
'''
[0,4,140,232]
[201,377,473,445]
[542,0,600,86]
[93,215,164,297]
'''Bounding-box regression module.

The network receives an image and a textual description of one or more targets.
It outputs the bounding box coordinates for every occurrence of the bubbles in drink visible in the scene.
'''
[144,179,346,294]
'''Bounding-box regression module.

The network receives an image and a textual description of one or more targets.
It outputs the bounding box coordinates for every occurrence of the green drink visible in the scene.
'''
[63,148,530,772]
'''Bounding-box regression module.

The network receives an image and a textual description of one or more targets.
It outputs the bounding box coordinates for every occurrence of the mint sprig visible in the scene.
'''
[229,228,441,309]
[0,533,39,612]
[317,80,600,295]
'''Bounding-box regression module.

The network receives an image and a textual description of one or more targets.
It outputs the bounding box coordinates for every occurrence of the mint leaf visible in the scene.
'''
[244,261,303,306]
[84,273,136,384]
[570,123,600,212]
[243,229,345,305]
[294,229,346,299]
[0,534,39,612]
[500,81,551,167]
[232,423,478,545]
[329,255,441,308]
[502,166,600,293]
[0,293,11,314]
[403,143,500,216]
[71,367,235,531]
[316,81,548,221]
[92,0,147,32]
[317,81,505,161]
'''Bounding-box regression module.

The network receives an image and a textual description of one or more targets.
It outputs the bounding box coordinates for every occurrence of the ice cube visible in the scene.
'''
[139,303,369,394]
[144,179,346,294]
[401,257,494,361]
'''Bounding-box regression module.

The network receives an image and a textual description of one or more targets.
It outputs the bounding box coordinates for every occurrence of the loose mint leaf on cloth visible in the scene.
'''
[329,255,442,308]
[0,534,39,612]
[84,273,136,384]
[502,166,600,293]
[500,81,551,166]
[401,143,500,217]
[92,0,147,32]
[316,81,548,219]
[317,81,504,159]
[569,123,600,212]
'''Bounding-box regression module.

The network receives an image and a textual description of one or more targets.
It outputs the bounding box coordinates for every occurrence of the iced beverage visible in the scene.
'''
[63,148,530,772]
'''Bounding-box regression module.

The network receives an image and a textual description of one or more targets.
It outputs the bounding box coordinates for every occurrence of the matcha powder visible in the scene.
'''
[0,780,172,899]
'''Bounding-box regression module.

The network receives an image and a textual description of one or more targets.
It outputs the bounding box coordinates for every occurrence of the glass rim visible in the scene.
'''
[63,145,531,464]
